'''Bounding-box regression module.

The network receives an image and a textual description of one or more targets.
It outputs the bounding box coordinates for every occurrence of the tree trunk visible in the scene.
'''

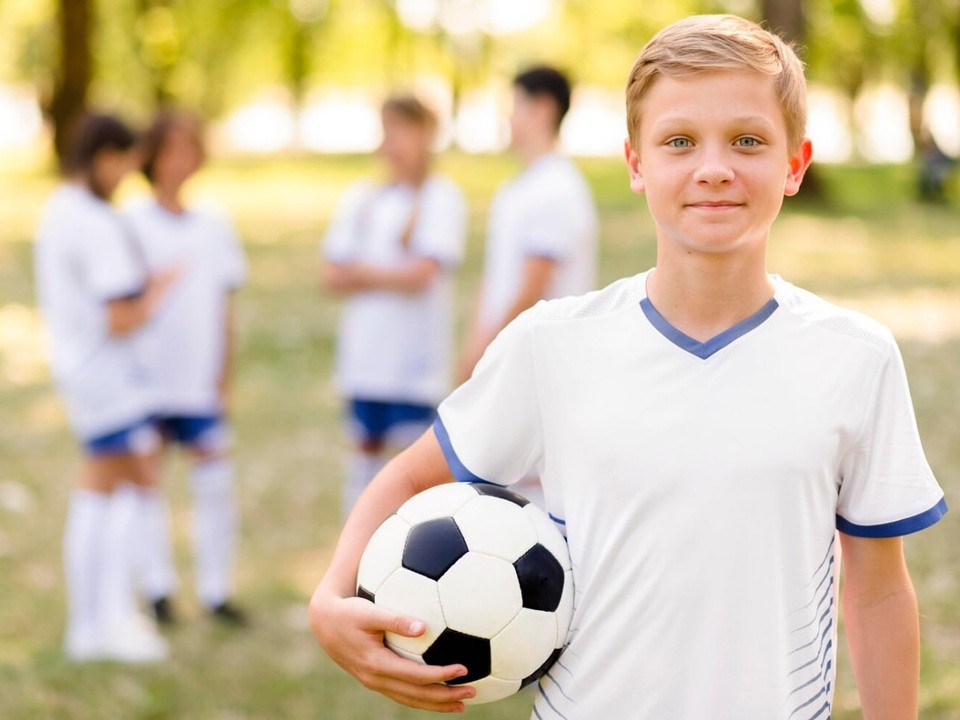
[761,0,825,200]
[761,0,804,44]
[49,0,93,168]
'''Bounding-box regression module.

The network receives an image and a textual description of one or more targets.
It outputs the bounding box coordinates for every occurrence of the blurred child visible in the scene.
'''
[125,110,248,625]
[126,110,247,625]
[35,111,176,662]
[457,65,598,506]
[320,95,467,517]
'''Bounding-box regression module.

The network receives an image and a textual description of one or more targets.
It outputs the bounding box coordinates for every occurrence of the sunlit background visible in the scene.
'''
[2,0,960,164]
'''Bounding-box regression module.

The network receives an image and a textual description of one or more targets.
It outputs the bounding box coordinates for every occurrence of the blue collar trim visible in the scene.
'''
[639,296,779,359]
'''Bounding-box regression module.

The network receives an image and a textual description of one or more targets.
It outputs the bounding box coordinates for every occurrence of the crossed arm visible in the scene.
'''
[322,258,441,296]
[839,532,920,719]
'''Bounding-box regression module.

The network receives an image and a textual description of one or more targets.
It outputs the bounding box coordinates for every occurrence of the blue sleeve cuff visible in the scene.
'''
[432,417,503,486]
[837,496,947,538]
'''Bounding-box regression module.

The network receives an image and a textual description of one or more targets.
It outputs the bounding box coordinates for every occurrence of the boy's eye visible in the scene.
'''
[735,136,762,148]
[666,137,692,148]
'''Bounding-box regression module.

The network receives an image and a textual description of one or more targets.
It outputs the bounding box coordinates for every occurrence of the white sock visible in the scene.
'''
[343,451,386,520]
[190,458,236,608]
[63,489,110,645]
[99,483,141,628]
[137,487,177,602]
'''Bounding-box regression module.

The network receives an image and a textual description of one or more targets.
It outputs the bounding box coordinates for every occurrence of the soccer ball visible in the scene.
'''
[356,482,574,704]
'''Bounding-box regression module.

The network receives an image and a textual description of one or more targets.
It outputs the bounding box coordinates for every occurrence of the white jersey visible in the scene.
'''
[323,176,467,405]
[435,271,946,720]
[34,184,151,439]
[479,153,597,330]
[124,198,247,416]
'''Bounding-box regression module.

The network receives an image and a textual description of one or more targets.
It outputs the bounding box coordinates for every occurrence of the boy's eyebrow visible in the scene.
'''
[650,114,778,130]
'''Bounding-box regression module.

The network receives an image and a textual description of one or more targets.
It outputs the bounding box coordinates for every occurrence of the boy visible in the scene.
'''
[321,95,466,517]
[458,65,597,383]
[309,15,946,718]
[125,110,248,624]
[458,66,597,507]
[35,112,176,662]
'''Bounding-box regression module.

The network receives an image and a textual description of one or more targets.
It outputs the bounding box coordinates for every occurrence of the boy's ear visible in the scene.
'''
[784,138,814,197]
[624,138,645,195]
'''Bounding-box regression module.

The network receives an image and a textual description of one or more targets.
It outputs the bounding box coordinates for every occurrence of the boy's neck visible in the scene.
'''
[646,248,774,343]
[153,186,185,215]
[516,136,557,167]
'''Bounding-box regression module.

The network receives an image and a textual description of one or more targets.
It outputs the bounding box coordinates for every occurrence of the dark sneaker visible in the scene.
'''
[151,596,176,626]
[209,601,249,627]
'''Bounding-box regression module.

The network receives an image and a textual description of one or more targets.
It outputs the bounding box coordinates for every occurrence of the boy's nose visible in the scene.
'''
[693,151,735,185]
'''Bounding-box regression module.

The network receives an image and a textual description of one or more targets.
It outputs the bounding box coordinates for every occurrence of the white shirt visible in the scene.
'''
[435,271,946,719]
[34,184,151,439]
[125,198,247,416]
[479,153,597,330]
[323,176,467,405]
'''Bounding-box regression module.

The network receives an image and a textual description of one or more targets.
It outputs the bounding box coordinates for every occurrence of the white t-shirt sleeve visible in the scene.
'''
[322,181,371,263]
[409,180,467,267]
[518,193,576,262]
[435,307,543,485]
[82,216,145,300]
[218,216,247,290]
[836,339,946,536]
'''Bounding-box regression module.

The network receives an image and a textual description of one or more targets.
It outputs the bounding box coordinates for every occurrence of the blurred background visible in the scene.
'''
[0,1,958,718]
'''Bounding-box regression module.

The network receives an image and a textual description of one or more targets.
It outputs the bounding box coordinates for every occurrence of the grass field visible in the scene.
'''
[0,153,958,719]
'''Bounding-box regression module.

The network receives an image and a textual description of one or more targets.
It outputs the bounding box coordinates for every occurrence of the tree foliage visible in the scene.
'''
[0,0,957,160]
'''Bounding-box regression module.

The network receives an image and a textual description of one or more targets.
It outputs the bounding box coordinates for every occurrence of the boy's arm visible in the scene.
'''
[839,532,919,719]
[107,264,180,336]
[322,259,440,296]
[309,430,476,712]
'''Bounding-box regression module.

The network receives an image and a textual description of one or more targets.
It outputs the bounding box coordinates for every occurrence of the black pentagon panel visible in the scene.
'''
[402,517,469,581]
[423,629,491,684]
[357,586,375,603]
[520,646,563,689]
[514,543,565,612]
[470,483,530,507]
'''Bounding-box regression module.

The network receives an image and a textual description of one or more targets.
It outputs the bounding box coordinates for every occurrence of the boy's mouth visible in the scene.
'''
[686,200,743,208]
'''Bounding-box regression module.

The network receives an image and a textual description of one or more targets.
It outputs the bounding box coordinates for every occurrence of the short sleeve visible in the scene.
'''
[217,215,247,290]
[322,181,372,263]
[836,340,947,537]
[518,194,575,261]
[435,308,543,486]
[81,215,145,300]
[409,179,467,267]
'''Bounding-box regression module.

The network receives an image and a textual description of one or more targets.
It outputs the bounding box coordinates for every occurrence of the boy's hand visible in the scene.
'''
[324,263,358,294]
[309,588,475,712]
[149,263,183,299]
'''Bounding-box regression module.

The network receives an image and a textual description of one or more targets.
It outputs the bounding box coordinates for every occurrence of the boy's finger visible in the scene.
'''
[375,675,474,705]
[357,603,426,637]
[375,649,468,685]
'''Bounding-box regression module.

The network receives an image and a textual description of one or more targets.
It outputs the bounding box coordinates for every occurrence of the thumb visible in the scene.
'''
[362,603,425,637]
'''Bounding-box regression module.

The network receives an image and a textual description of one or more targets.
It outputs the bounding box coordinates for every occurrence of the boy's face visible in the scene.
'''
[91,147,140,201]
[154,123,204,191]
[624,70,812,257]
[509,87,556,151]
[378,112,432,179]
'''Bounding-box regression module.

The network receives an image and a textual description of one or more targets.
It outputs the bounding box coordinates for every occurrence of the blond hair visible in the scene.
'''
[626,15,807,152]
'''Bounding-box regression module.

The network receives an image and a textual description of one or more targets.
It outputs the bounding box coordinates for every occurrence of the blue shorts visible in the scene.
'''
[155,415,231,454]
[348,399,436,445]
[84,418,160,457]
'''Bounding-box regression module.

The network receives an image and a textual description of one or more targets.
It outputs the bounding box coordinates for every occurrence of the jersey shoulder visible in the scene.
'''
[524,274,641,327]
[775,279,896,355]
